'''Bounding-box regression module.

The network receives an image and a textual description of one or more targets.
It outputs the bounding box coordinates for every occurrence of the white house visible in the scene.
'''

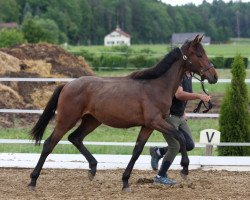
[104,26,131,46]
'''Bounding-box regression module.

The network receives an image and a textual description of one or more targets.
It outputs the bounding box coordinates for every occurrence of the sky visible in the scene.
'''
[161,0,250,6]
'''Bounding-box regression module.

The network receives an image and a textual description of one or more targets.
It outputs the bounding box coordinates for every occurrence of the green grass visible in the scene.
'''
[205,44,250,58]
[230,38,250,44]
[193,82,250,93]
[0,119,220,141]
[0,119,219,141]
[0,119,219,155]
[215,69,250,79]
[67,44,170,55]
[66,39,250,60]
[0,143,208,155]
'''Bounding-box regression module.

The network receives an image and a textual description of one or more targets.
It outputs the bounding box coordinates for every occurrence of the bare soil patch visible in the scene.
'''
[0,168,249,200]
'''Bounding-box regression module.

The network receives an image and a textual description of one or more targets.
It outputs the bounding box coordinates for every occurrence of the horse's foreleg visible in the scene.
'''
[68,115,101,180]
[122,126,153,191]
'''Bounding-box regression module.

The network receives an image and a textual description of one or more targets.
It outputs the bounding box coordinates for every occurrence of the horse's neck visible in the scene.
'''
[153,60,185,97]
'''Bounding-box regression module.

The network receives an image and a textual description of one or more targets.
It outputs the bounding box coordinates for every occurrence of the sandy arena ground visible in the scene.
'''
[0,168,249,200]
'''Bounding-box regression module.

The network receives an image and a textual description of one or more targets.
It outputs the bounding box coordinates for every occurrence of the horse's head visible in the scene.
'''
[180,35,218,84]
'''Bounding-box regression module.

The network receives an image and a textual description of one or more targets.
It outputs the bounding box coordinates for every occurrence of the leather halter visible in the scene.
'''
[179,47,214,77]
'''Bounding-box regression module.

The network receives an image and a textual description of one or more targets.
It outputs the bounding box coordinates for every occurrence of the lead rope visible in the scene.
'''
[192,75,213,113]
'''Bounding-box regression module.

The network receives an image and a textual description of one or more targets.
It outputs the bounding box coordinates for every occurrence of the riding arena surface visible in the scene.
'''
[0,168,249,200]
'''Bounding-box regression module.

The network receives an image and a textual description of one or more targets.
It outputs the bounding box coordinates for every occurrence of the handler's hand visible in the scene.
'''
[181,113,188,121]
[198,94,211,102]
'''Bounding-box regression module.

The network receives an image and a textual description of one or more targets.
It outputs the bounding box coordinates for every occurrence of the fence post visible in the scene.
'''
[205,144,213,156]
[200,129,220,156]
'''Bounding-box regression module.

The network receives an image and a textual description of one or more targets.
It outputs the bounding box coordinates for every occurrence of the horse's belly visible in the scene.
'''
[102,120,140,129]
[91,105,143,128]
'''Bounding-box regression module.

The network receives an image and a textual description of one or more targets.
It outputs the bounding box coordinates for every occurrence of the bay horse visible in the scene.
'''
[28,35,218,191]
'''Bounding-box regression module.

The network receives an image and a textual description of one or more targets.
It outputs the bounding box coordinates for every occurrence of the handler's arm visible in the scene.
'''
[175,86,211,102]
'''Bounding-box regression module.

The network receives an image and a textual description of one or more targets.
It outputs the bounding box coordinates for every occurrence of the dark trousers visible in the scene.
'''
[158,115,194,177]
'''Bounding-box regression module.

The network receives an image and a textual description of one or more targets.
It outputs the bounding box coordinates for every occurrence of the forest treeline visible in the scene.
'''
[0,0,249,45]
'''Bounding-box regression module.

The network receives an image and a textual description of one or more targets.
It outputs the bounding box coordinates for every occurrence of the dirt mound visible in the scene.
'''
[0,43,94,127]
[0,83,26,128]
[31,84,59,108]
[1,43,94,77]
[0,83,24,108]
[21,59,52,77]
[0,51,20,74]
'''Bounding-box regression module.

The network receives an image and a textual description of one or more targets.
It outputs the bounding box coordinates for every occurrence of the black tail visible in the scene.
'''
[30,84,65,145]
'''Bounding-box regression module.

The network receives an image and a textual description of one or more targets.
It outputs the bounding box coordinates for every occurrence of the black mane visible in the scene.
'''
[129,47,181,80]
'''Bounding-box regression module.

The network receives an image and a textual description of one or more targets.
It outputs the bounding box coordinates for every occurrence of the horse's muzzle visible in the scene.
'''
[208,74,218,84]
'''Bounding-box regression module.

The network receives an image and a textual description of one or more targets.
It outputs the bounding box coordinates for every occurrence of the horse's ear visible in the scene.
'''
[191,35,200,46]
[198,35,204,43]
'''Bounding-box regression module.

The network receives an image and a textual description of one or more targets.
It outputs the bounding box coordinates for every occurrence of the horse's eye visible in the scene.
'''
[197,54,202,58]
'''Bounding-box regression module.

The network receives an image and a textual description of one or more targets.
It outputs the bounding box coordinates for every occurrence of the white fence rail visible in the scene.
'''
[0,77,250,83]
[0,77,74,82]
[0,109,219,118]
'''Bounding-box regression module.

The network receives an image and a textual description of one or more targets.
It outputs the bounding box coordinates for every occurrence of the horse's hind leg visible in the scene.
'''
[28,123,77,189]
[68,114,101,180]
[122,126,153,191]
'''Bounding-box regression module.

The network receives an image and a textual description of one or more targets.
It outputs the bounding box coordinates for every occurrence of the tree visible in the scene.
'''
[22,17,43,43]
[0,0,20,22]
[218,55,250,156]
[0,28,25,48]
[21,2,32,22]
[35,18,60,44]
[78,0,92,44]
[174,9,185,33]
[22,16,60,44]
[2,0,250,44]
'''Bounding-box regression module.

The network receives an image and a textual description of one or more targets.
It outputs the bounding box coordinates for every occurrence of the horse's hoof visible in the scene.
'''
[180,172,188,180]
[122,187,132,192]
[28,185,36,191]
[28,182,36,191]
[88,170,95,181]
